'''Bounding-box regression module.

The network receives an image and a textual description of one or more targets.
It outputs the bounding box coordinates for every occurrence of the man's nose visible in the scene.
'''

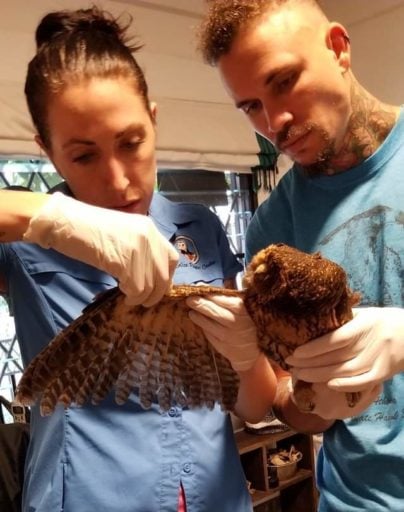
[263,106,293,137]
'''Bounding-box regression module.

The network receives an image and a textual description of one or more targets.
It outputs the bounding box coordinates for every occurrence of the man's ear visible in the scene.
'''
[149,102,158,125]
[326,23,351,72]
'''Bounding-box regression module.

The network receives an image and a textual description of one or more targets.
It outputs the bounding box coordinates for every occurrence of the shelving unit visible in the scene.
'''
[235,428,318,512]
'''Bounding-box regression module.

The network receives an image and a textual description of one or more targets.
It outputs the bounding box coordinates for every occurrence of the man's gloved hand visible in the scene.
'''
[289,378,382,420]
[186,295,260,372]
[286,307,404,393]
[23,192,179,306]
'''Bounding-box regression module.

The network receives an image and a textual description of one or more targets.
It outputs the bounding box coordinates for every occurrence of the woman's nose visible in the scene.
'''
[103,158,129,190]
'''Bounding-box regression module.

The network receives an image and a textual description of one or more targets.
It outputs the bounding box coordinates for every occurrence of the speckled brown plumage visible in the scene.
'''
[242,244,361,412]
[16,243,360,415]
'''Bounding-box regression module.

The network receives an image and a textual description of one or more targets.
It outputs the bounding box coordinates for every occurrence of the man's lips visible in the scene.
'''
[279,130,310,153]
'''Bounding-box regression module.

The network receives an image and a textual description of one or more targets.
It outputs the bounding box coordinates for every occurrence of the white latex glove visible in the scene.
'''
[286,307,404,393]
[186,295,260,372]
[288,377,382,420]
[23,192,178,306]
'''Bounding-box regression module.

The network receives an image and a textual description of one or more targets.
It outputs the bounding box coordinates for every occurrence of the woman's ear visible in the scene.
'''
[34,134,47,155]
[326,23,351,73]
[34,135,64,179]
[149,102,158,125]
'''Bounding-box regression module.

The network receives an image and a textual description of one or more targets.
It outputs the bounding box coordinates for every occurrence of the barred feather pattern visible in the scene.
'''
[16,243,361,415]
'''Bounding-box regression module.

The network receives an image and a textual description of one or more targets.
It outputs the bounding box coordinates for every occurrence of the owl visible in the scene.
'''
[16,244,360,415]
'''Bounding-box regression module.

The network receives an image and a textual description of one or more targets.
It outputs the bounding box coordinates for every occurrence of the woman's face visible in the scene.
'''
[42,77,157,214]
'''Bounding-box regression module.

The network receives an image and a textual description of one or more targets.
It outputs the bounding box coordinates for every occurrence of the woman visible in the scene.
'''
[0,7,276,511]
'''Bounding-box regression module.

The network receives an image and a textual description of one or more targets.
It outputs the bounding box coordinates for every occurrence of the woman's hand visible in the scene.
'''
[23,192,178,306]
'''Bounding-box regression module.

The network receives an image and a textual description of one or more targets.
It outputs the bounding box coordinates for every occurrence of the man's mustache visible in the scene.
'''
[275,123,315,150]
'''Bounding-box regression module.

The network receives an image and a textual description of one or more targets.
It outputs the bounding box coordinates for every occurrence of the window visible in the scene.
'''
[0,159,62,408]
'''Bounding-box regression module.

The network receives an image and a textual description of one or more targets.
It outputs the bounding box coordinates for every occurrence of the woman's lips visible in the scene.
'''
[113,201,142,213]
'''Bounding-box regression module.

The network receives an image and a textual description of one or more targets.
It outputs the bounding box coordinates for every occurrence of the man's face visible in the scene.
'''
[218,7,352,168]
[43,77,157,214]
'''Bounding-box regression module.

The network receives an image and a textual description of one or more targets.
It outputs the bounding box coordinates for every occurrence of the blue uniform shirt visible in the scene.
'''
[0,192,251,512]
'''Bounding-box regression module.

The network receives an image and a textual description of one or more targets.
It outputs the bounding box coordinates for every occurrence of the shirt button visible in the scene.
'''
[183,463,192,474]
[168,407,177,417]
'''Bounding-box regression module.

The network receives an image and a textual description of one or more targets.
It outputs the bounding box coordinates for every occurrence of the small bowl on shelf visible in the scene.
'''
[268,447,302,481]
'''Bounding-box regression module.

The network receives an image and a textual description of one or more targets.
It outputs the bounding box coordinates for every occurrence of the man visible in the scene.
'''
[197,1,404,510]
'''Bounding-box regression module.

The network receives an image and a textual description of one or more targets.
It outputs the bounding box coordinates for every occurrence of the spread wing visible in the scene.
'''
[16,286,241,415]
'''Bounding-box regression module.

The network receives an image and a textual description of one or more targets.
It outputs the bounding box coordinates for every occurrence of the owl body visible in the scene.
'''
[243,245,359,369]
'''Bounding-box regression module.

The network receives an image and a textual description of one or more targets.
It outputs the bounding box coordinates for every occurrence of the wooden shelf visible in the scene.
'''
[251,489,279,506]
[236,428,318,512]
[278,468,313,490]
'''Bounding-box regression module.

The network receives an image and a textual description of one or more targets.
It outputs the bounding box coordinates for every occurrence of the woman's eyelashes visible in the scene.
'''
[120,138,144,151]
[70,139,144,164]
[72,152,96,164]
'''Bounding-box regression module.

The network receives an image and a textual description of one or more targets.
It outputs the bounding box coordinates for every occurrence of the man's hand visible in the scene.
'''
[291,379,382,420]
[23,192,178,306]
[286,307,404,392]
[186,295,260,372]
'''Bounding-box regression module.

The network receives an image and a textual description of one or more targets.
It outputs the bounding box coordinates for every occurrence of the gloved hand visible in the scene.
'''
[288,377,382,420]
[186,295,260,372]
[23,192,178,306]
[286,307,404,393]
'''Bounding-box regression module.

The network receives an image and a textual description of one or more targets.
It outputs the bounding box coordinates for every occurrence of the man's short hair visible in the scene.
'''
[198,0,322,65]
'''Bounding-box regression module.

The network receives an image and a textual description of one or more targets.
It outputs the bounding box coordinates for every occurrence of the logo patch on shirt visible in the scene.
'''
[174,236,200,264]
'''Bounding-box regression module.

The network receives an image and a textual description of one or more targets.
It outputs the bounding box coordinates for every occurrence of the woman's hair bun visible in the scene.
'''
[35,6,126,49]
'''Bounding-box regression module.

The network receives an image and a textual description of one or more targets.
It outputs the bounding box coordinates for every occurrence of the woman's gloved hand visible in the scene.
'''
[23,192,178,306]
[286,307,404,392]
[186,294,260,372]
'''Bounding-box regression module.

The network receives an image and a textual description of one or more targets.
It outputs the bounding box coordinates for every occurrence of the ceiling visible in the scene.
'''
[107,0,205,18]
[2,0,404,169]
[109,0,404,26]
[320,0,404,27]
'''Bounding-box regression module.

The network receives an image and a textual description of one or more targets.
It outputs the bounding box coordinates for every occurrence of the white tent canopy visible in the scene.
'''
[0,0,260,172]
[2,0,404,173]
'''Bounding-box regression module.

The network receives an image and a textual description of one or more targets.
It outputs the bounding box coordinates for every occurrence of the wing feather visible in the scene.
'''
[16,285,241,413]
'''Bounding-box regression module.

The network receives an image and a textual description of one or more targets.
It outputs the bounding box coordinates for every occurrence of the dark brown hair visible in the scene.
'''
[198,0,322,65]
[25,5,151,149]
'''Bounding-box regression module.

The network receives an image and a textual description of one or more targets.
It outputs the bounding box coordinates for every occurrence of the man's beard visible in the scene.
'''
[302,141,336,177]
[277,122,336,177]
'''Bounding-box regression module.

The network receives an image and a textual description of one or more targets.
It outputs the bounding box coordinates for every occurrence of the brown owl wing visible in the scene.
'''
[16,286,241,415]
